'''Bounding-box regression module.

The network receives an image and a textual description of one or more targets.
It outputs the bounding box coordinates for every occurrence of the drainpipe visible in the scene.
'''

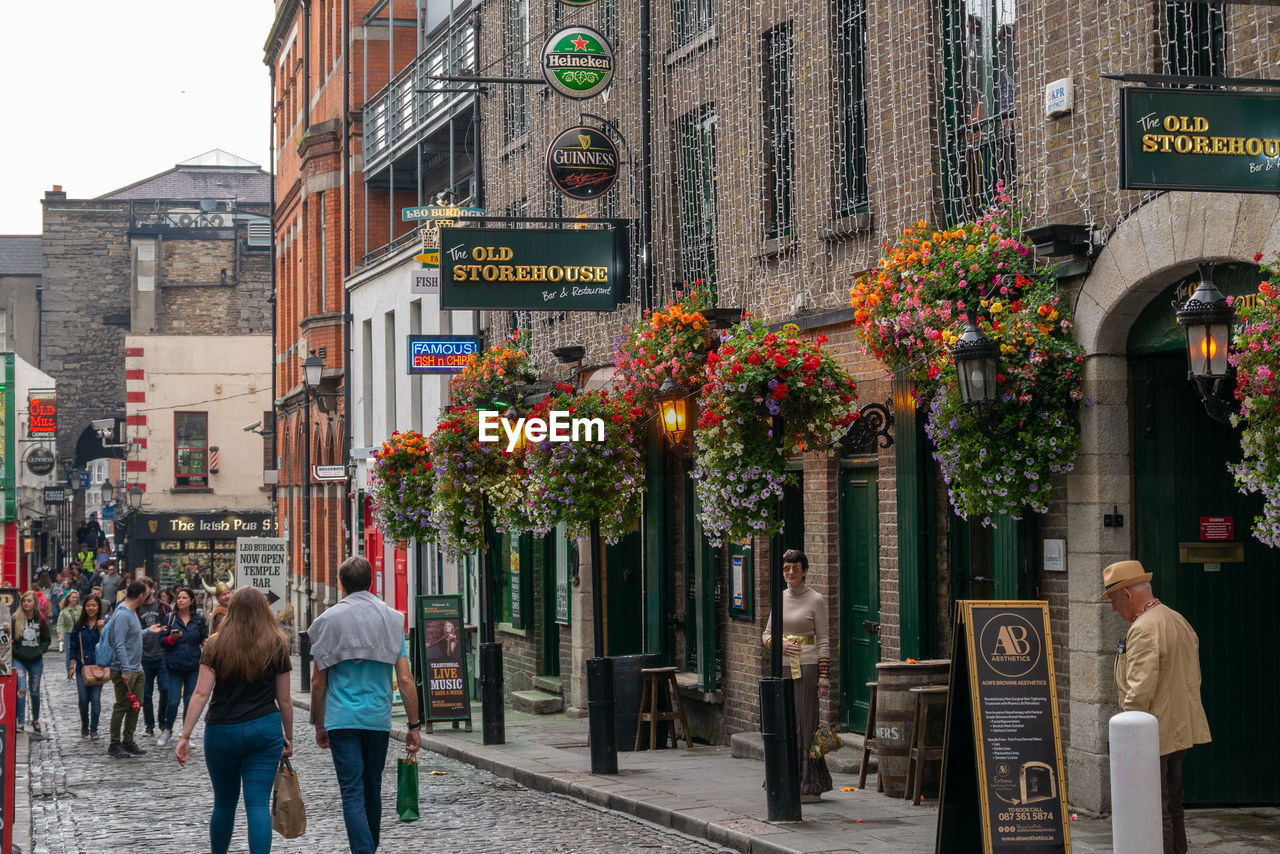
[342,0,354,560]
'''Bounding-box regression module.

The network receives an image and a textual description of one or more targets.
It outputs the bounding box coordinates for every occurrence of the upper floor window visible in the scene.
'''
[505,0,530,141]
[175,411,208,489]
[1163,1,1226,78]
[763,23,795,241]
[835,0,869,217]
[939,0,1017,225]
[673,0,714,46]
[675,104,718,287]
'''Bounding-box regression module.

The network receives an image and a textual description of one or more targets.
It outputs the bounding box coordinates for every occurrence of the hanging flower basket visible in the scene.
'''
[524,385,646,543]
[427,409,512,557]
[369,430,436,547]
[693,318,858,547]
[850,187,1085,524]
[1229,252,1280,547]
[614,286,715,405]
[450,329,536,409]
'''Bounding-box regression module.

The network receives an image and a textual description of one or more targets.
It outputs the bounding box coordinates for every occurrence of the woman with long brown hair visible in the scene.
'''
[13,590,52,733]
[174,586,293,854]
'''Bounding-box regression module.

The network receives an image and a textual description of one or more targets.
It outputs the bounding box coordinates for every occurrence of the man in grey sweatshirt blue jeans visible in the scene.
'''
[108,581,147,759]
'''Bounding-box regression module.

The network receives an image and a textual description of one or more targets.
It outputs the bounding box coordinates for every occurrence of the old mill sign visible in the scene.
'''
[1121,88,1280,194]
[541,26,614,100]
[546,126,619,200]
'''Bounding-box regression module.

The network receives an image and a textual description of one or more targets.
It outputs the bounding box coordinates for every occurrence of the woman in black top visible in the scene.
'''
[174,587,293,854]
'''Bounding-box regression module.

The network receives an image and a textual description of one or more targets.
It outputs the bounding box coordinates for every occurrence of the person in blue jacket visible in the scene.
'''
[160,586,208,744]
[70,594,106,738]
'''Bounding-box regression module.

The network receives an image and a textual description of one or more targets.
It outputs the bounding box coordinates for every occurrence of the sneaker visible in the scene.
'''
[108,743,132,759]
[89,730,101,739]
[122,741,147,756]
[31,721,41,734]
[145,728,155,737]
[81,724,89,738]
[14,723,22,734]
[156,730,171,747]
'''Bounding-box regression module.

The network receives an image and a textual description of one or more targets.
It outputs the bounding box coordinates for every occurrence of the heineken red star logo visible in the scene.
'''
[541,25,614,100]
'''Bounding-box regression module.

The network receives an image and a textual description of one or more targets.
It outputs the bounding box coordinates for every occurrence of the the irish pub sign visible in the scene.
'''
[1121,88,1280,193]
[438,226,627,311]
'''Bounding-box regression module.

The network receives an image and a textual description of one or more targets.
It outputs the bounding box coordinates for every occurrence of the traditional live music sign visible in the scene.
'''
[407,335,480,374]
[1121,88,1280,193]
[547,126,619,200]
[936,601,1071,854]
[27,393,56,437]
[414,594,472,729]
[438,226,627,311]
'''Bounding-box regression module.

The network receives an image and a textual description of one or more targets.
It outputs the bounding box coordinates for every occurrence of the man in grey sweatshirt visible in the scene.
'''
[108,581,147,759]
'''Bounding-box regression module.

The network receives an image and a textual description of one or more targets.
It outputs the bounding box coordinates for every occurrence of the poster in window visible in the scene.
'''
[554,527,570,626]
[415,594,471,726]
[728,543,753,619]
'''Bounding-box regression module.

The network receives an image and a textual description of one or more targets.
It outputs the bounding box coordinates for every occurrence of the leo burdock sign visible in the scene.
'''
[415,595,471,731]
[235,538,288,616]
[936,601,1071,854]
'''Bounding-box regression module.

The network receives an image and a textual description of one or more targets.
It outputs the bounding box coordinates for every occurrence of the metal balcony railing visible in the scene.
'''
[363,17,478,178]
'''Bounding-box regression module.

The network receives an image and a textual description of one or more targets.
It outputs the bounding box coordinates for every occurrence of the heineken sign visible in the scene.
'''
[1121,88,1280,194]
[541,26,614,100]
[439,226,626,311]
[547,126,619,200]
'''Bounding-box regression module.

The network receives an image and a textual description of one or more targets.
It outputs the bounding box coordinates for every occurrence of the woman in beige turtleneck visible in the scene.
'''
[762,549,833,802]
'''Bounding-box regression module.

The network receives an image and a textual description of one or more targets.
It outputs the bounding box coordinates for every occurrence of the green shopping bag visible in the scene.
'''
[397,753,420,822]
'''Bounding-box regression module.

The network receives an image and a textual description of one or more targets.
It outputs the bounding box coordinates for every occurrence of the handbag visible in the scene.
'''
[81,663,111,686]
[397,752,420,822]
[271,757,306,839]
[809,722,844,760]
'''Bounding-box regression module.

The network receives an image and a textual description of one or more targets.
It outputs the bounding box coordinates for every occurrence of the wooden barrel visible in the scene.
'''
[873,659,950,798]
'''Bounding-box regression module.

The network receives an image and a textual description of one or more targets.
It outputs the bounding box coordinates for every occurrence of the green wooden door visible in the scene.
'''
[1132,354,1280,804]
[839,467,880,732]
[604,528,644,656]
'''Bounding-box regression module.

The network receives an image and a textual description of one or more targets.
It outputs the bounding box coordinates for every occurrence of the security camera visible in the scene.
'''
[243,420,262,433]
[92,418,114,433]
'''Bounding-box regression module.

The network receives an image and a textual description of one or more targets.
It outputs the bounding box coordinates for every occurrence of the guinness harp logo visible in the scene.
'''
[546,126,620,200]
[148,520,158,533]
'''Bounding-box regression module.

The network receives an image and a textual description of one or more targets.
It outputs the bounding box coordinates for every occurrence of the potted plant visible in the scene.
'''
[614,286,715,406]
[369,430,436,547]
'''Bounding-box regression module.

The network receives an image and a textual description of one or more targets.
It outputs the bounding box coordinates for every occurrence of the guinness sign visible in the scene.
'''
[541,26,614,100]
[546,126,619,200]
[25,447,55,477]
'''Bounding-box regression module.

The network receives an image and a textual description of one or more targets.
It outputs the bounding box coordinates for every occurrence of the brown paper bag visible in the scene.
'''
[271,757,306,839]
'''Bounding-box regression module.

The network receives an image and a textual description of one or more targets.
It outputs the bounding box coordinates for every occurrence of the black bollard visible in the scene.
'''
[299,630,311,692]
[479,641,505,745]
[587,656,618,775]
[760,675,801,821]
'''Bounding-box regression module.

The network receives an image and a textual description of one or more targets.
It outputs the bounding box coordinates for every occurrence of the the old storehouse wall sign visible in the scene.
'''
[541,26,614,99]
[547,126,619,200]
[1121,88,1280,193]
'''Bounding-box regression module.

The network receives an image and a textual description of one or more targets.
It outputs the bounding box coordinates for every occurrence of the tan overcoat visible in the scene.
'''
[1114,602,1212,756]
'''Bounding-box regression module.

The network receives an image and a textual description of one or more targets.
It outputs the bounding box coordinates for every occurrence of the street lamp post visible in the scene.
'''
[478,495,505,745]
[300,349,325,692]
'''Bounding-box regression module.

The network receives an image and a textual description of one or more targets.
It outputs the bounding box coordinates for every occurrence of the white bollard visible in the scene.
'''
[1109,711,1162,854]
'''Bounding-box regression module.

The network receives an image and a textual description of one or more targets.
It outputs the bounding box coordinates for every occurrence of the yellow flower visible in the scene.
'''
[990,302,1003,314]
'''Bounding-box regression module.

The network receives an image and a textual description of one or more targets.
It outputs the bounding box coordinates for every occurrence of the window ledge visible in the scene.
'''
[820,210,874,241]
[498,622,527,638]
[172,487,214,494]
[675,670,723,704]
[664,25,717,69]
[756,234,797,259]
[502,136,530,160]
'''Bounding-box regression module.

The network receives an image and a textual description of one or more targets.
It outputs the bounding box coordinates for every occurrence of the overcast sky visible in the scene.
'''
[0,1,276,234]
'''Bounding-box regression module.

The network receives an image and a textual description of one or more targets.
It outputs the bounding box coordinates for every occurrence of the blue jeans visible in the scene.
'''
[328,729,391,854]
[14,658,43,725]
[204,711,284,854]
[166,668,199,732]
[75,670,102,732]
[141,656,169,731]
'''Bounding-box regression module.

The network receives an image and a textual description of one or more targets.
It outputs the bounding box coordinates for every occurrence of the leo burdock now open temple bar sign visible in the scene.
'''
[936,601,1070,854]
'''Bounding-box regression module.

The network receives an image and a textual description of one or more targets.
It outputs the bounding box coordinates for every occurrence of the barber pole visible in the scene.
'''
[209,446,220,474]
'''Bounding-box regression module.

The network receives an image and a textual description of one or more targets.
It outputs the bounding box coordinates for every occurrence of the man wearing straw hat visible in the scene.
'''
[1101,560,1211,854]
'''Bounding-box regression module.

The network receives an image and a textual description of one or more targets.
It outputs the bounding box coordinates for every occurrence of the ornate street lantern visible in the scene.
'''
[656,373,692,448]
[1175,262,1235,422]
[301,350,325,391]
[952,314,1000,406]
[128,484,143,511]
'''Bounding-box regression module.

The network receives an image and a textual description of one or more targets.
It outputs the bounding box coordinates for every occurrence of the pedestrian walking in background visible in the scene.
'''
[309,556,421,854]
[70,594,106,738]
[57,589,82,676]
[174,586,293,854]
[762,549,834,803]
[162,586,208,745]
[205,580,233,635]
[1103,561,1212,854]
[107,580,147,759]
[99,562,123,612]
[138,578,170,742]
[14,590,52,734]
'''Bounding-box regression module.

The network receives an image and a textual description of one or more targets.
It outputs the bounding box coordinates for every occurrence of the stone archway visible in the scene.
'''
[1063,191,1280,813]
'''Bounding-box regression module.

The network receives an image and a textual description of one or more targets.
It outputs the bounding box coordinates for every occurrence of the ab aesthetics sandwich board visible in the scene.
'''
[935,601,1071,854]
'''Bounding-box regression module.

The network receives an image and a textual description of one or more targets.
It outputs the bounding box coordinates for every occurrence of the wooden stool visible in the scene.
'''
[634,667,693,750]
[905,684,949,804]
[857,681,884,792]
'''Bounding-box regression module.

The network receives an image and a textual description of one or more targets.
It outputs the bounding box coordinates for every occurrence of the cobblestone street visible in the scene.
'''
[21,653,732,854]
